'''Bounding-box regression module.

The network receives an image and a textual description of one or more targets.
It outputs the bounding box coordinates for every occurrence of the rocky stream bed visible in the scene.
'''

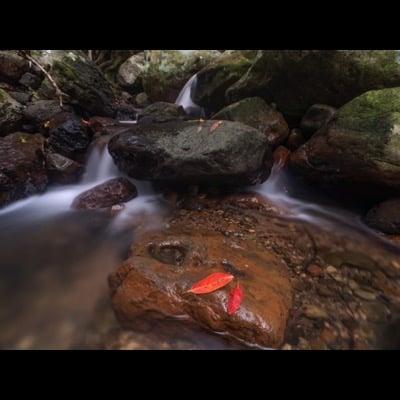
[1,50,400,349]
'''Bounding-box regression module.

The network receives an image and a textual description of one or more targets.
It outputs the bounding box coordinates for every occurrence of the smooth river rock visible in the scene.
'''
[71,177,137,210]
[109,230,293,348]
[290,87,400,200]
[108,119,272,186]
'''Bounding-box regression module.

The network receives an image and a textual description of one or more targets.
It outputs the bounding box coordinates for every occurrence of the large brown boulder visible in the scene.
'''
[108,119,272,186]
[0,132,48,207]
[109,230,292,348]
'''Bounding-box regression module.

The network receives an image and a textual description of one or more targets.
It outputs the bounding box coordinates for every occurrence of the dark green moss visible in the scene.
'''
[226,50,400,122]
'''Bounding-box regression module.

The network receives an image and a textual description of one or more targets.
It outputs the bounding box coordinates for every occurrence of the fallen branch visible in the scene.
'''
[19,50,69,108]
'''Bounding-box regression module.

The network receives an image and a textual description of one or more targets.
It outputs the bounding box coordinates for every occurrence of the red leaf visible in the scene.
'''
[209,120,223,133]
[186,272,234,294]
[227,282,243,315]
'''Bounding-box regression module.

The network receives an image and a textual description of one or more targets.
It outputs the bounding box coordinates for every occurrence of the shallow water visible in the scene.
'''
[1,138,400,349]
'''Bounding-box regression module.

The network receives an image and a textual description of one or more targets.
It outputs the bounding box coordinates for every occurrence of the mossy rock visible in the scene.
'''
[141,50,222,103]
[36,50,116,117]
[226,50,400,124]
[290,87,400,200]
[212,97,289,148]
[0,88,24,135]
[192,50,258,115]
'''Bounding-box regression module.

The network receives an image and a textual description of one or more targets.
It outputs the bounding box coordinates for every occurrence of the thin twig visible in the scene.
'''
[19,50,68,108]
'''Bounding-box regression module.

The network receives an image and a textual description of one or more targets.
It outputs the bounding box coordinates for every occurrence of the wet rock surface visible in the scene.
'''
[0,132,47,207]
[47,112,91,161]
[364,198,400,234]
[71,177,137,210]
[45,152,84,184]
[225,50,400,123]
[23,100,70,123]
[300,104,337,137]
[108,119,272,186]
[137,101,188,125]
[141,50,221,103]
[104,191,400,349]
[109,229,292,348]
[0,88,24,134]
[35,50,116,117]
[0,51,29,84]
[212,97,289,148]
[193,50,257,115]
[290,87,400,200]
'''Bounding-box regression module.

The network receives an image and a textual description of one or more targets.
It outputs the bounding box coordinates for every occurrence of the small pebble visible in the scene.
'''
[326,265,337,275]
[303,304,329,320]
[307,264,324,277]
[348,279,359,290]
[354,288,376,301]
[316,284,335,297]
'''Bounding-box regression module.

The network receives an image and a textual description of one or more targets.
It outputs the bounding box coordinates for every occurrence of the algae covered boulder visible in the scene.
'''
[35,50,116,117]
[141,50,222,103]
[225,50,400,123]
[192,50,257,114]
[290,87,400,199]
[108,119,272,186]
[212,97,289,148]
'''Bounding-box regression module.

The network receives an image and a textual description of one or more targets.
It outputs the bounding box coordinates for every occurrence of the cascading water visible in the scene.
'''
[82,144,119,183]
[0,141,163,349]
[254,161,397,244]
[175,74,205,118]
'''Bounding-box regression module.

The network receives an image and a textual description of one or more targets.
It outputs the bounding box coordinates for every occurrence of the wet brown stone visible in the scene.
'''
[45,152,84,184]
[0,132,48,207]
[71,177,137,210]
[364,198,400,234]
[109,230,293,348]
[307,264,324,278]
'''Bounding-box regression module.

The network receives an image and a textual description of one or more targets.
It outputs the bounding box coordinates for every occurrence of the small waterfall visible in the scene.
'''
[82,145,119,184]
[175,74,205,118]
[255,164,371,235]
[0,137,159,223]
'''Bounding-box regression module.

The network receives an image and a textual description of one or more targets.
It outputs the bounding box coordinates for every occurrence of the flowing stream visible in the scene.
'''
[0,76,399,349]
